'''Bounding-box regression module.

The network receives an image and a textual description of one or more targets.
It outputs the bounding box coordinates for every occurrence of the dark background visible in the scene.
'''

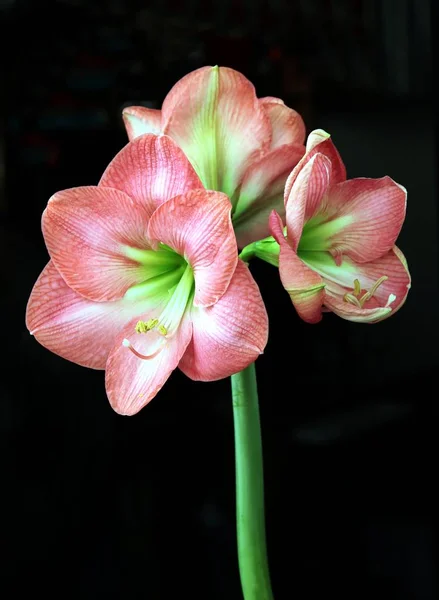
[2,1,437,598]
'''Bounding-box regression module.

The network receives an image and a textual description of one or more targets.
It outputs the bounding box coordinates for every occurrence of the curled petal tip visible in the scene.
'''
[306,129,331,150]
[311,128,330,138]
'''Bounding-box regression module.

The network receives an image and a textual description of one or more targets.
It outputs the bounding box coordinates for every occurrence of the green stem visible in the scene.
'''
[238,237,280,267]
[238,245,255,264]
[231,363,274,600]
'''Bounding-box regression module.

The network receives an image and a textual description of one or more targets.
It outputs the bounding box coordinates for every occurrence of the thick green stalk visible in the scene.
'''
[231,363,274,600]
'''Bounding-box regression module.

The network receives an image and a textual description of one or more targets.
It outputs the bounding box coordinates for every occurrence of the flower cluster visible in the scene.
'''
[26,66,410,413]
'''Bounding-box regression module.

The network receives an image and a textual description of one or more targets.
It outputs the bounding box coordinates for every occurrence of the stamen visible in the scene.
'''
[122,339,164,360]
[134,319,168,338]
[135,321,147,334]
[135,318,158,334]
[343,275,389,309]
[366,275,388,297]
[343,293,362,308]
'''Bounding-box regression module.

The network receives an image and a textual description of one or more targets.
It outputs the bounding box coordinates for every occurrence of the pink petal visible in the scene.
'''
[161,66,271,197]
[122,106,162,141]
[260,96,306,148]
[105,314,193,415]
[285,129,346,205]
[99,134,203,220]
[179,261,268,380]
[323,176,407,263]
[285,153,332,251]
[305,129,347,183]
[233,143,305,247]
[147,190,238,307]
[26,261,160,369]
[270,211,324,324]
[42,186,157,301]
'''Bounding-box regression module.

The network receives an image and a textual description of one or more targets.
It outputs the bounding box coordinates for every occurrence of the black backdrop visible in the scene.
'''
[2,1,437,598]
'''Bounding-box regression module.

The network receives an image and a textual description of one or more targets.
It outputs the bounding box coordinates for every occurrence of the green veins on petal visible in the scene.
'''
[122,244,186,303]
[189,66,220,192]
[123,244,183,294]
[156,264,194,336]
[299,250,356,287]
[297,215,352,252]
[123,265,186,302]
[124,244,184,270]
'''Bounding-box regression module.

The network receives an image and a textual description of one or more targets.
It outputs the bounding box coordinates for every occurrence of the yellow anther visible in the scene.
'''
[353,279,361,296]
[158,324,168,336]
[135,318,158,334]
[134,318,168,337]
[145,318,158,330]
[135,320,149,334]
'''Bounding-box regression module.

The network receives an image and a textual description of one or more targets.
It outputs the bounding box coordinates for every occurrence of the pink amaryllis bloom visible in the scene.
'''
[122,65,306,247]
[26,134,268,415]
[269,130,411,323]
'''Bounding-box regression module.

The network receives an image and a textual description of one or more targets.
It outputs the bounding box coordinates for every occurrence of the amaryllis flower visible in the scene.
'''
[122,66,306,247]
[269,130,411,323]
[26,134,268,415]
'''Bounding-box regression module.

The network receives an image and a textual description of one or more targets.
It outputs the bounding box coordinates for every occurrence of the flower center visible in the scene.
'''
[124,243,184,278]
[123,264,194,361]
[343,276,388,308]
[298,215,352,253]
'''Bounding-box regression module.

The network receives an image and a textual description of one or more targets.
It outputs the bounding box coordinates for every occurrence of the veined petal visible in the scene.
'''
[260,96,306,148]
[305,129,347,183]
[285,153,332,251]
[105,313,193,415]
[161,66,271,197]
[147,190,238,307]
[99,134,203,219]
[42,186,169,302]
[270,211,324,323]
[322,176,407,263]
[235,142,305,222]
[179,261,268,380]
[234,199,286,249]
[122,106,162,141]
[301,246,411,323]
[233,142,305,247]
[306,129,332,152]
[25,261,164,369]
[285,129,346,205]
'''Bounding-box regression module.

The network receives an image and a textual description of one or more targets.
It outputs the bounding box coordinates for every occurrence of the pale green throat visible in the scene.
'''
[122,244,195,360]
